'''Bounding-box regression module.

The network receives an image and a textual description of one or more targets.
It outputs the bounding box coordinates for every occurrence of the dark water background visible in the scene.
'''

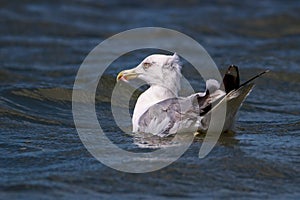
[1,0,300,199]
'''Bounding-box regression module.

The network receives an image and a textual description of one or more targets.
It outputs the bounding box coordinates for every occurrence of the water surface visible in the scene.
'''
[1,0,299,199]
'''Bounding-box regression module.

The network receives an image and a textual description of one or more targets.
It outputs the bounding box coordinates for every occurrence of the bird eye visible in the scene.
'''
[143,62,151,70]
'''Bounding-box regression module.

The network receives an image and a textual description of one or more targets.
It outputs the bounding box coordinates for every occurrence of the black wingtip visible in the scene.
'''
[223,65,240,94]
[239,69,270,88]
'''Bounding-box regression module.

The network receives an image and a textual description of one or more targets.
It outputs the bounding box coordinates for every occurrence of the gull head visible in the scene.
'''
[117,53,182,92]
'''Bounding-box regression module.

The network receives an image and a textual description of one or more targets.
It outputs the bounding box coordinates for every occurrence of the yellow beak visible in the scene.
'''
[116,69,138,82]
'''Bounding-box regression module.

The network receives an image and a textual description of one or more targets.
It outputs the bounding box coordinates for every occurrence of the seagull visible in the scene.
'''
[117,53,268,137]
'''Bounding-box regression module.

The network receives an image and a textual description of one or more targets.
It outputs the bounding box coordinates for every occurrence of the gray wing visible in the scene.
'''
[138,98,183,136]
[138,91,224,136]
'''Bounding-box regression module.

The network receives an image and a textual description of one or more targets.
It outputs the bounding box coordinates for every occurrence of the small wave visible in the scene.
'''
[1,87,74,126]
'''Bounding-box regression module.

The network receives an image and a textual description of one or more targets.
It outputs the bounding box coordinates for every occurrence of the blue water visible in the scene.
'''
[1,0,300,199]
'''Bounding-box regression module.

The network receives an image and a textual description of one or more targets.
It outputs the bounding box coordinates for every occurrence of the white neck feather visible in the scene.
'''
[132,85,178,132]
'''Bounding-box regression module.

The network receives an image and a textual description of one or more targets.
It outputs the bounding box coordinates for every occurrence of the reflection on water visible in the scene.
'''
[1,0,300,199]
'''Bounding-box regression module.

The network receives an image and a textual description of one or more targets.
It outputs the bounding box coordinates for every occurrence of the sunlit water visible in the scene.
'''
[1,0,299,199]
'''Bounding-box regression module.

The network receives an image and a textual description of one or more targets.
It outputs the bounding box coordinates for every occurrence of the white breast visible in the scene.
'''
[132,85,177,132]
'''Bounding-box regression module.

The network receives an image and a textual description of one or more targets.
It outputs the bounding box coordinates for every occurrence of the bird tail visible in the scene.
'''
[201,66,269,132]
[223,65,269,93]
